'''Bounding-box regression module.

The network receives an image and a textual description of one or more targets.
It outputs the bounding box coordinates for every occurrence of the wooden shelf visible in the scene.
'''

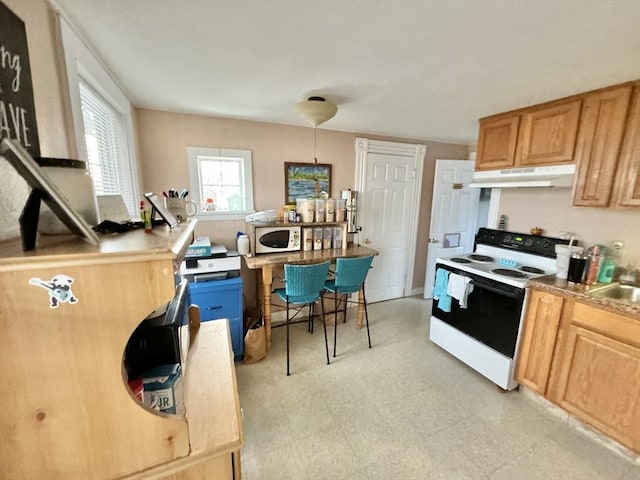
[121,321,243,479]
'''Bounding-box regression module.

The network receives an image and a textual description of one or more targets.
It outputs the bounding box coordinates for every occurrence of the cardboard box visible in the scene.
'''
[186,236,212,258]
[141,364,185,415]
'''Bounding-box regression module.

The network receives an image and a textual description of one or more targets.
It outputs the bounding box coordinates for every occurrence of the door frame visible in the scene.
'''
[355,138,425,298]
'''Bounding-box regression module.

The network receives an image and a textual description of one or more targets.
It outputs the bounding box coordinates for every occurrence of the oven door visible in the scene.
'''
[431,263,525,358]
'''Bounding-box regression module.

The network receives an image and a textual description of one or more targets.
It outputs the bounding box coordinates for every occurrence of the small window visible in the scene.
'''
[187,147,254,220]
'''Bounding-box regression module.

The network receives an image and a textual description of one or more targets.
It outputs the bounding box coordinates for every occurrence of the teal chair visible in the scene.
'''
[323,255,374,357]
[273,261,331,375]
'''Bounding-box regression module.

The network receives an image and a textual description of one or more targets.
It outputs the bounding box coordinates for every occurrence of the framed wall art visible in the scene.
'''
[284,162,332,204]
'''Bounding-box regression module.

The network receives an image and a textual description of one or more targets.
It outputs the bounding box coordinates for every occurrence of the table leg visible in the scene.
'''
[356,286,364,329]
[261,266,273,348]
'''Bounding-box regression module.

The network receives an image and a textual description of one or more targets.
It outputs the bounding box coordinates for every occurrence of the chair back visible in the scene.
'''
[334,255,374,291]
[284,261,331,303]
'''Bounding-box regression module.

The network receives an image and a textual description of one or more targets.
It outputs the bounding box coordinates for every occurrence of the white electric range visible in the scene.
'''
[430,228,569,390]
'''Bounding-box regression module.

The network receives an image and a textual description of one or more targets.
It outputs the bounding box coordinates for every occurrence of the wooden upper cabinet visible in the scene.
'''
[515,289,564,395]
[572,85,633,207]
[475,115,520,170]
[517,99,582,166]
[611,86,640,208]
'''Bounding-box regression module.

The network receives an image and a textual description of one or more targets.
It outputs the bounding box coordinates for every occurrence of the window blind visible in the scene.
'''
[79,79,137,216]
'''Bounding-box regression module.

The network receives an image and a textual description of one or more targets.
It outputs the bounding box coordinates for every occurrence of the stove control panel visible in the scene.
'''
[475,228,569,258]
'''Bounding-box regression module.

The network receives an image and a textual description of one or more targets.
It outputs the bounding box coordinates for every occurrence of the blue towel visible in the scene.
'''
[433,268,452,312]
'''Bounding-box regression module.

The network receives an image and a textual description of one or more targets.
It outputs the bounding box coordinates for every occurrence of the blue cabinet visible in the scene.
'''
[189,277,243,360]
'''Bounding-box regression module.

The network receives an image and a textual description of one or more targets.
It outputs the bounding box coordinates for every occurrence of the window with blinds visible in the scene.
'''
[79,79,138,216]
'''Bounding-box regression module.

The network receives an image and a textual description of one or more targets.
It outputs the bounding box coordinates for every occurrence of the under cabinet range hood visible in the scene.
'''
[469,164,576,188]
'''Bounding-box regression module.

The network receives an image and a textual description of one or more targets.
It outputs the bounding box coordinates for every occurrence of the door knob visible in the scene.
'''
[429,238,440,244]
[364,238,371,244]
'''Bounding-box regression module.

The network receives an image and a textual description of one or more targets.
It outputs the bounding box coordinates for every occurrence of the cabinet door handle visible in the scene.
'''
[206,305,223,310]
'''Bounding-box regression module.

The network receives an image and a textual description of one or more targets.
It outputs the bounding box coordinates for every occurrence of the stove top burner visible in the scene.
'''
[468,254,495,263]
[519,266,546,274]
[451,257,472,264]
[491,268,528,278]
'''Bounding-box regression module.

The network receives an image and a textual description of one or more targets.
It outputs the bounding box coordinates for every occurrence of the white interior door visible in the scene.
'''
[423,160,479,299]
[356,139,425,303]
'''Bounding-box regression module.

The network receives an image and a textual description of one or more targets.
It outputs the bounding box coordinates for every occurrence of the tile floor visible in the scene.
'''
[235,296,639,480]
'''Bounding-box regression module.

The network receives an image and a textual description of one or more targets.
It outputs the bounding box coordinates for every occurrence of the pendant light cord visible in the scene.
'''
[314,126,318,165]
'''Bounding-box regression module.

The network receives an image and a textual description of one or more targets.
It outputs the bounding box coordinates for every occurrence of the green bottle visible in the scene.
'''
[597,257,615,283]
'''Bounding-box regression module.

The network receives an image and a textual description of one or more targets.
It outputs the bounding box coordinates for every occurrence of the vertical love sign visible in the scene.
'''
[0,1,40,157]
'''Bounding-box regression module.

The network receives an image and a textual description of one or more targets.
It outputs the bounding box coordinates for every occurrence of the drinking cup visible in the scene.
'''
[567,254,588,284]
[165,197,197,223]
[555,245,583,279]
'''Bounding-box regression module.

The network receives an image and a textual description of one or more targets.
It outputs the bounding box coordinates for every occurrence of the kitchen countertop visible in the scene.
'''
[529,276,640,319]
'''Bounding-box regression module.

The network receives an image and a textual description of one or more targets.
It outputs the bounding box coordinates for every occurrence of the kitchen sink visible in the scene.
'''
[588,283,640,305]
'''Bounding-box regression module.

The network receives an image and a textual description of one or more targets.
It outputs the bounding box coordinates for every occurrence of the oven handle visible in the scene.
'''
[469,277,523,300]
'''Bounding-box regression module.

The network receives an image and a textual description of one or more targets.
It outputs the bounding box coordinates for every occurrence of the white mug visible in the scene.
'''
[164,197,197,223]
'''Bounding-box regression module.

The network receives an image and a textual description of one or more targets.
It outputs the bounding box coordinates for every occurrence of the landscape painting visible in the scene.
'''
[284,162,332,204]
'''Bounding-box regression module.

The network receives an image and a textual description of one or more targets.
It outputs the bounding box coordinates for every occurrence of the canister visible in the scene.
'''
[313,227,323,250]
[323,227,332,249]
[303,227,313,251]
[325,198,336,222]
[315,198,326,223]
[332,226,342,249]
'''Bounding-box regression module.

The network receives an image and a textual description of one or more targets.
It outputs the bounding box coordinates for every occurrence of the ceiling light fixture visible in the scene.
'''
[295,96,337,127]
[296,96,337,165]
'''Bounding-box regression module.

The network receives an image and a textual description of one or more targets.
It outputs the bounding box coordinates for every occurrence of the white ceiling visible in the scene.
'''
[55,0,640,144]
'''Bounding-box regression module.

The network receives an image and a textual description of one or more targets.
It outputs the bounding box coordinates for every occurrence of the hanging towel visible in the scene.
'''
[433,268,452,313]
[447,273,474,309]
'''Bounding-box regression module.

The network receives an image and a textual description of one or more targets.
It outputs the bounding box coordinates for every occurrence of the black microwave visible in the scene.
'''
[124,279,190,379]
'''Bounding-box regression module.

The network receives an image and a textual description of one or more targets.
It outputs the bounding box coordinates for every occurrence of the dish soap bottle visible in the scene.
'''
[597,257,615,283]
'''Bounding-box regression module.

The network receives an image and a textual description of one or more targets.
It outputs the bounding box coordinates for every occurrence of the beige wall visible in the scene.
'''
[498,188,640,265]
[135,109,469,305]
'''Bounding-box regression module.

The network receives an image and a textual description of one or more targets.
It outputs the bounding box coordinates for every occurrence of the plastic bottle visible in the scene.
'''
[140,200,152,233]
[237,234,250,255]
[597,257,615,283]
[584,248,602,285]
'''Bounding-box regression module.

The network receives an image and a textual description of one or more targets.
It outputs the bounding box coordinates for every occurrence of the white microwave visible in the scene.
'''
[255,226,301,254]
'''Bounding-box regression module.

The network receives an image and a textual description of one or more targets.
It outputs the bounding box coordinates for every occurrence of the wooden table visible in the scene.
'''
[243,246,379,348]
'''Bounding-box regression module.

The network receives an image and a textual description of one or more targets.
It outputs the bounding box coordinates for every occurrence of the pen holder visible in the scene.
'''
[164,197,197,223]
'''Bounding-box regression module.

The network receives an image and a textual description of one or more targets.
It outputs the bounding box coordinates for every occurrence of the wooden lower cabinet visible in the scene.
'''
[515,289,565,394]
[547,302,640,453]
